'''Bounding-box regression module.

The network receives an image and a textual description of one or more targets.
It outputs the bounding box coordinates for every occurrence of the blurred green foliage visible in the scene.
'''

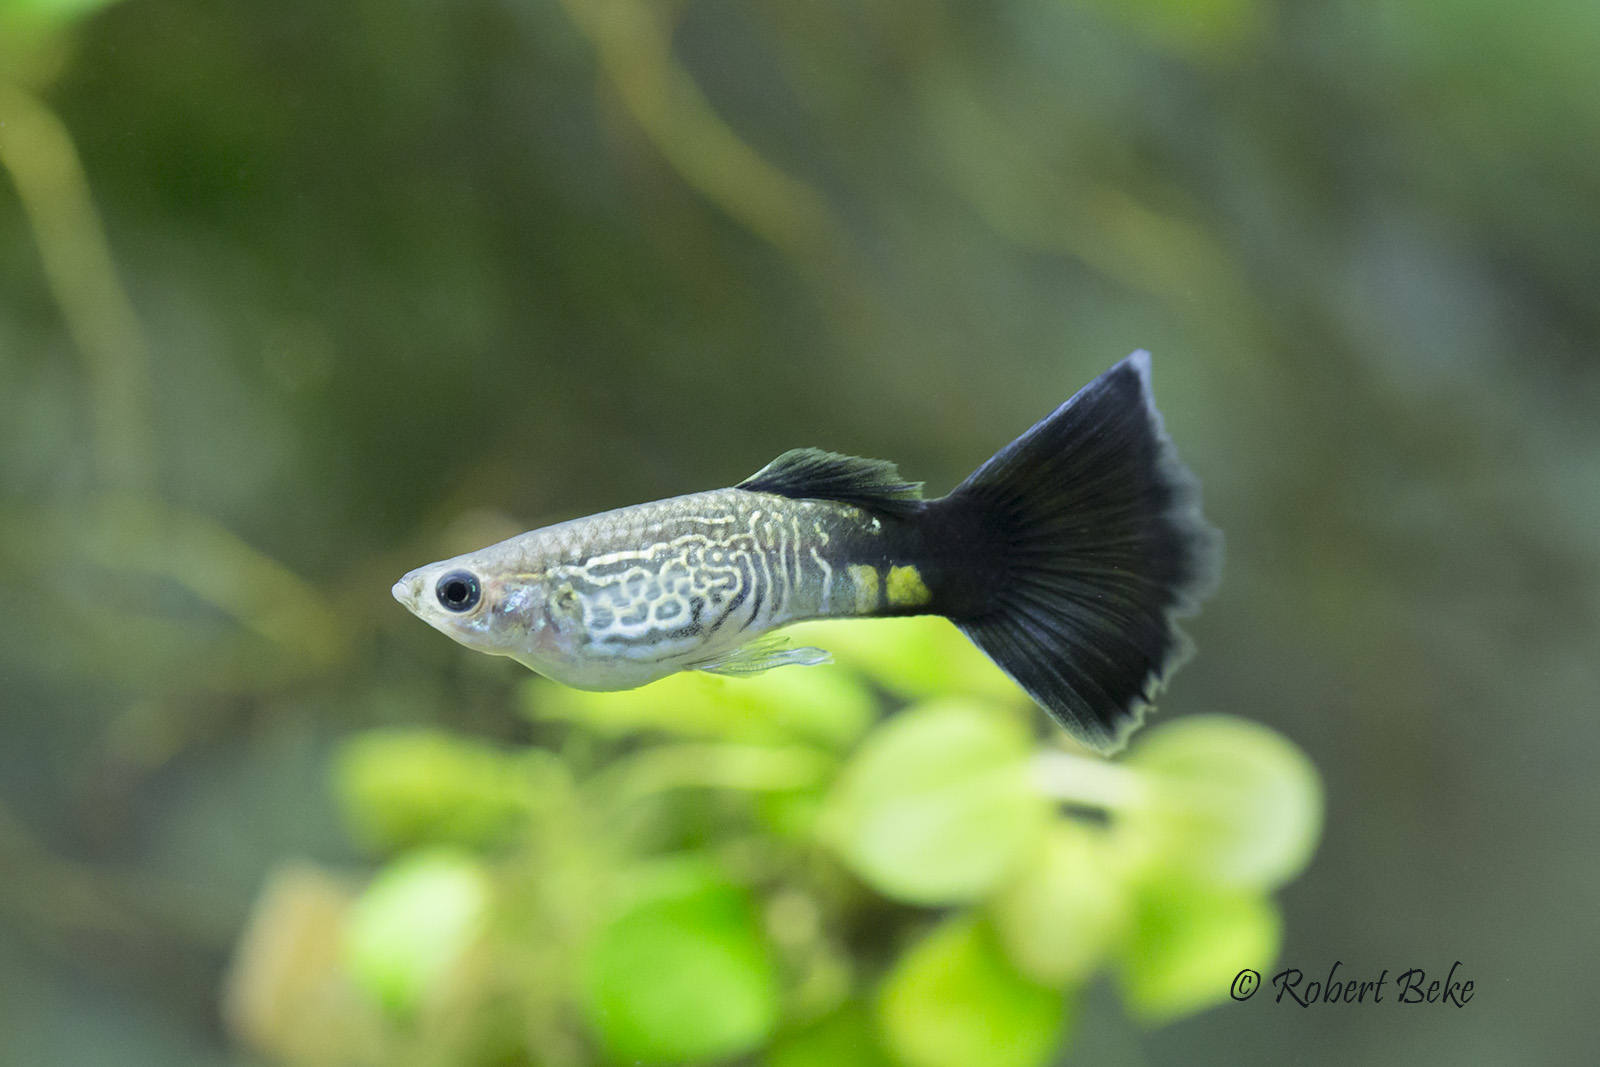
[227,618,1321,1066]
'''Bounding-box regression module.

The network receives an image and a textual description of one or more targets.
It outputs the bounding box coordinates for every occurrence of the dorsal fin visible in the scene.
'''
[736,448,925,519]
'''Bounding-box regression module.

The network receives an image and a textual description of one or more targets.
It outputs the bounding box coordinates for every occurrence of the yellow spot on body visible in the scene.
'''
[887,565,931,608]
[848,564,879,614]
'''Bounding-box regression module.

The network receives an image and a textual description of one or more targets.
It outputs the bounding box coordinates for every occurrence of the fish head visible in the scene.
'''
[392,531,684,692]
[391,548,565,669]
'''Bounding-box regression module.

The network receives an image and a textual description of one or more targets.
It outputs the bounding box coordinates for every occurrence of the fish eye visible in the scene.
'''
[435,570,482,613]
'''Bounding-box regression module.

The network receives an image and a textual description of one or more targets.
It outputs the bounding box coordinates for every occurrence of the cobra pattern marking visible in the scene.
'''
[544,503,827,665]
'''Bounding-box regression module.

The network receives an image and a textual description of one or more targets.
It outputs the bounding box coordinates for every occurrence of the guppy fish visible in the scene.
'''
[393,352,1219,752]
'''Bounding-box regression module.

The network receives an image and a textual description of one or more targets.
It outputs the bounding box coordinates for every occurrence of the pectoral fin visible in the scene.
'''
[691,633,832,677]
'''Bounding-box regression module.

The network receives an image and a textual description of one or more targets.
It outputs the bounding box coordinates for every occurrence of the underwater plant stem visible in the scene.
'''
[0,797,138,937]
[1029,750,1151,812]
[0,84,155,495]
[81,498,348,664]
[554,0,842,267]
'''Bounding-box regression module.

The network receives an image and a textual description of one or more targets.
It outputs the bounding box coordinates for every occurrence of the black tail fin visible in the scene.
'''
[929,351,1221,753]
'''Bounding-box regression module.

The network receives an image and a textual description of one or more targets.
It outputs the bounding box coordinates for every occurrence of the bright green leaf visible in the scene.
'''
[788,617,1028,707]
[334,728,554,851]
[3,0,123,15]
[525,661,876,748]
[990,820,1131,985]
[601,741,835,801]
[1118,883,1280,1025]
[733,664,881,747]
[1124,715,1323,890]
[581,868,778,1064]
[756,788,826,840]
[0,0,125,31]
[878,917,1067,1067]
[766,1002,894,1067]
[821,700,1047,904]
[342,849,490,1019]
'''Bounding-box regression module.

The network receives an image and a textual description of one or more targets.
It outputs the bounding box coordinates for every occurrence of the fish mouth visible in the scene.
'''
[392,574,423,611]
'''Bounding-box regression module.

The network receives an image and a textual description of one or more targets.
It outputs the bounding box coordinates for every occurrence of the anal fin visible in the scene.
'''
[691,633,832,677]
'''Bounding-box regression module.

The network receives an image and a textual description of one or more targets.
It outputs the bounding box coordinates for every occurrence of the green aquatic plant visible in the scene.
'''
[228,616,1321,1067]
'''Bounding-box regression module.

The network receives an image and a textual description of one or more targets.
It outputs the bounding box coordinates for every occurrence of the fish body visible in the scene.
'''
[394,352,1220,752]
[396,488,923,690]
